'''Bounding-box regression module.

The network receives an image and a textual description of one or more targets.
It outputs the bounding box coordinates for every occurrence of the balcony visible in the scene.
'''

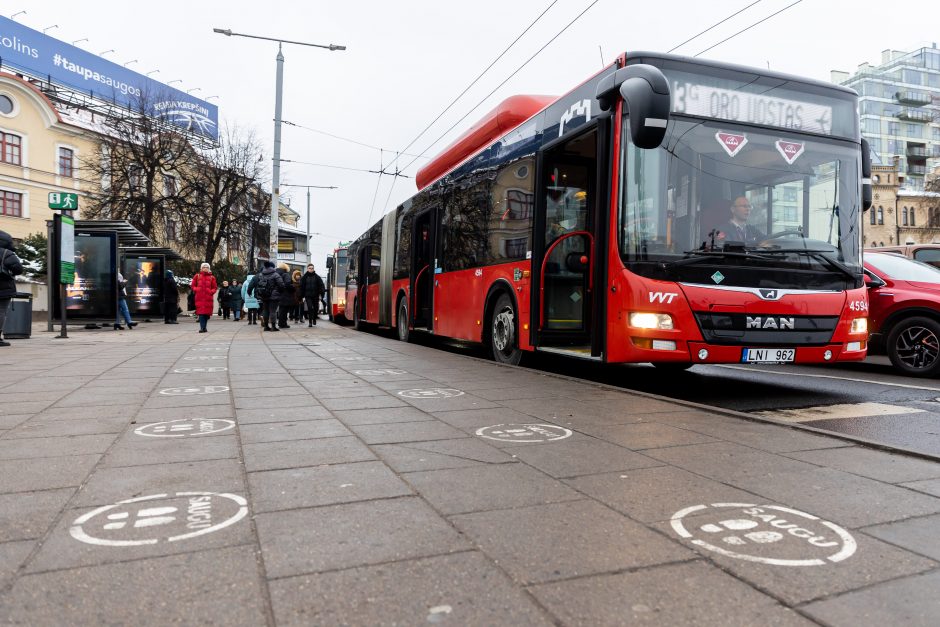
[895,91,933,106]
[896,108,933,122]
[908,165,928,175]
[907,145,928,157]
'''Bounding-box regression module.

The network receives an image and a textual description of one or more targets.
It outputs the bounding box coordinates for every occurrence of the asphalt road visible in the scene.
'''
[409,334,940,459]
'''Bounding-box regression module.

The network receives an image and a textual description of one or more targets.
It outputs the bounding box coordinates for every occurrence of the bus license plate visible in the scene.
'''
[742,348,795,363]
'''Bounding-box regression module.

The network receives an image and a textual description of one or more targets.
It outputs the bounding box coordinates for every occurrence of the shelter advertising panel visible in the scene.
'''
[122,256,164,316]
[54,231,117,320]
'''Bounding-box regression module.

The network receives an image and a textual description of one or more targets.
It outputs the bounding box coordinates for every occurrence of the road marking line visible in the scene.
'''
[754,402,925,423]
[716,365,940,392]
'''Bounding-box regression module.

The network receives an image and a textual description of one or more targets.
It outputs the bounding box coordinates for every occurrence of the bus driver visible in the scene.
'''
[715,196,766,245]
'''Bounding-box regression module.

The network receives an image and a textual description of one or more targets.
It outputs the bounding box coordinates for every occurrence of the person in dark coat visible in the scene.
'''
[229,279,244,321]
[0,230,24,347]
[218,280,232,319]
[163,270,180,324]
[251,261,284,331]
[276,263,295,329]
[299,264,326,327]
[191,263,218,333]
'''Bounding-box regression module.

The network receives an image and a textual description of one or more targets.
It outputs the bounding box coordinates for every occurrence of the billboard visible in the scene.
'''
[0,16,218,139]
[54,231,118,320]
[123,255,165,317]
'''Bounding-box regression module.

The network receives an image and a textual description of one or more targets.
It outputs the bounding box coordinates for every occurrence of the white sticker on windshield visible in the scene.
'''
[776,140,805,165]
[716,131,747,157]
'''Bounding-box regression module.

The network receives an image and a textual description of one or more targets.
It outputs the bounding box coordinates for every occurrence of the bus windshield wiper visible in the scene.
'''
[759,248,858,281]
[665,250,773,268]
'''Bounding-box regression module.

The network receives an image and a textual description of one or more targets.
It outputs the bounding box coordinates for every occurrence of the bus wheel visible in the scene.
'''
[397,299,410,342]
[490,293,522,365]
[353,299,363,331]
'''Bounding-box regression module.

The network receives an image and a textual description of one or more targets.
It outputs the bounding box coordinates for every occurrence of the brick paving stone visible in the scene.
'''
[238,418,351,444]
[3,416,130,437]
[0,455,101,493]
[862,513,940,561]
[0,434,119,460]
[452,500,693,585]
[405,463,582,515]
[101,435,239,467]
[319,395,407,411]
[784,447,940,483]
[503,438,662,478]
[270,552,552,626]
[349,420,468,444]
[572,422,720,450]
[0,540,35,589]
[902,478,940,498]
[242,436,375,472]
[530,561,812,627]
[248,461,412,512]
[332,406,434,426]
[0,488,75,542]
[802,570,940,627]
[234,405,332,424]
[0,546,267,626]
[0,414,32,429]
[256,497,468,578]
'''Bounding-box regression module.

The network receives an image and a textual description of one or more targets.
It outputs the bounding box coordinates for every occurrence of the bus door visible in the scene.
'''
[356,243,381,323]
[533,128,598,350]
[411,208,438,330]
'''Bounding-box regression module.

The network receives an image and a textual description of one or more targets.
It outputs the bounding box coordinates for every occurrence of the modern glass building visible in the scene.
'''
[832,45,940,190]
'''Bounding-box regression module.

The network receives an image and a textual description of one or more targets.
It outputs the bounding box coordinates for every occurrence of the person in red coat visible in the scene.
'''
[191,262,218,333]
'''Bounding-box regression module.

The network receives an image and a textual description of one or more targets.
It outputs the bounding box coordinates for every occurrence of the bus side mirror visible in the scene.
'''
[326,257,334,269]
[595,64,671,149]
[861,137,872,212]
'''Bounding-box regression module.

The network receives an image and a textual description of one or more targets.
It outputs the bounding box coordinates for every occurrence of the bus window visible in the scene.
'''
[368,246,381,284]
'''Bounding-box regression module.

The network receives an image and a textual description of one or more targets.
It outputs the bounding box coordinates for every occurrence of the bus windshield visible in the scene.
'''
[619,117,862,289]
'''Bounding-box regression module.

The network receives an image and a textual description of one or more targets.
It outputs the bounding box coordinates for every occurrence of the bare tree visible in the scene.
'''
[177,125,267,264]
[80,89,199,241]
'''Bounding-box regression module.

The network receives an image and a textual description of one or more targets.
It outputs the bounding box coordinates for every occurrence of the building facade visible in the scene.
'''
[864,160,940,247]
[0,73,97,240]
[832,45,940,190]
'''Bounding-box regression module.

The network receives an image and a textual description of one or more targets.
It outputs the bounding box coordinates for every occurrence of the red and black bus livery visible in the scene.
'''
[346,51,872,368]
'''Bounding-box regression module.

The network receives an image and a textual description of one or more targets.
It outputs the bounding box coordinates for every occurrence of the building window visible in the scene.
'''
[58,147,74,177]
[870,207,877,225]
[877,206,884,225]
[929,208,940,228]
[504,237,527,258]
[505,189,534,220]
[166,219,177,242]
[163,175,177,196]
[1,132,22,165]
[0,95,14,115]
[911,209,916,226]
[903,207,908,225]
[128,166,142,192]
[1,190,22,217]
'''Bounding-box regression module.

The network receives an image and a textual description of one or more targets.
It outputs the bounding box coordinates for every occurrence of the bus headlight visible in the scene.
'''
[850,318,868,334]
[629,312,674,330]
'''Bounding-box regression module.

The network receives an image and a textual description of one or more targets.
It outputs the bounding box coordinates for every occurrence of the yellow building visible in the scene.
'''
[0,72,98,240]
[865,159,940,247]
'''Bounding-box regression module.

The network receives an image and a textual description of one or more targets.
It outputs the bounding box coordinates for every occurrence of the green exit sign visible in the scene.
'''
[48,192,79,210]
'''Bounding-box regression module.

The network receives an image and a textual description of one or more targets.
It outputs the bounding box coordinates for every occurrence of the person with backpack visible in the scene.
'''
[276,263,295,329]
[0,230,24,347]
[252,261,284,331]
[242,272,260,325]
[299,263,326,327]
[191,262,218,333]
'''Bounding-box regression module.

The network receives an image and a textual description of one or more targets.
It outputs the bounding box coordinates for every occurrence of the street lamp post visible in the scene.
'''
[283,184,338,263]
[212,28,345,263]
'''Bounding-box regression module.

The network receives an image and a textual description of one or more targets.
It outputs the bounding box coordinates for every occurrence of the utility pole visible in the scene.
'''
[282,184,337,263]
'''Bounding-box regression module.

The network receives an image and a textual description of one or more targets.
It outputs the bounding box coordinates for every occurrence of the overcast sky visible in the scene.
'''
[14,0,940,267]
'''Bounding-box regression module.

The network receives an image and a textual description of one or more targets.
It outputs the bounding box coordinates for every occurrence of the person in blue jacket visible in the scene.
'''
[242,272,260,325]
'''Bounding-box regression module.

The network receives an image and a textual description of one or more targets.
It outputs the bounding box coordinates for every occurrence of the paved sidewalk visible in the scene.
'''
[1,317,940,626]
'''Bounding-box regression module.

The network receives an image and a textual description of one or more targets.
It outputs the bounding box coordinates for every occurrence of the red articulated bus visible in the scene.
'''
[345,51,873,368]
[325,245,349,323]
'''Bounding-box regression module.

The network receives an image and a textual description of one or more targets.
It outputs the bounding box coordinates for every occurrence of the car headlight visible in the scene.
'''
[629,312,674,330]
[850,317,868,334]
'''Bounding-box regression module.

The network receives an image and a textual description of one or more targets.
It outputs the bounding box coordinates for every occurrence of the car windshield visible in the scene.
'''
[619,117,862,289]
[867,253,940,283]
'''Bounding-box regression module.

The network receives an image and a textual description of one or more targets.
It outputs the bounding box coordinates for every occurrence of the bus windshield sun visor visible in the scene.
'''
[595,64,671,149]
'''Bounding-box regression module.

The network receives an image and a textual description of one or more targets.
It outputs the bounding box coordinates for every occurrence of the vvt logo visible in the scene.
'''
[649,291,678,304]
[559,99,592,137]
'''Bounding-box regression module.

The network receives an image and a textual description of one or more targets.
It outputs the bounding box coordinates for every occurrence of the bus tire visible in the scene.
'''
[489,292,522,365]
[397,298,410,343]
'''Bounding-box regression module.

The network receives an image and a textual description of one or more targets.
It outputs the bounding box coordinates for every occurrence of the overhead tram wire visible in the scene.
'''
[382,0,560,174]
[278,158,410,176]
[281,120,427,159]
[667,0,763,53]
[694,0,804,57]
[398,0,602,176]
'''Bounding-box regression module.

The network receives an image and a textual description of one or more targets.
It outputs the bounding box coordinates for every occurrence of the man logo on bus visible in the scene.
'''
[559,99,592,137]
[776,140,805,165]
[716,131,747,157]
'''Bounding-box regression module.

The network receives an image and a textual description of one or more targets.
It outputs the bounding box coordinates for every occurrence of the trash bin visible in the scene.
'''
[3,292,33,339]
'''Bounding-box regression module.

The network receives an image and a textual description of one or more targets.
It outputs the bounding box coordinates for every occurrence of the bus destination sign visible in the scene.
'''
[671,81,833,135]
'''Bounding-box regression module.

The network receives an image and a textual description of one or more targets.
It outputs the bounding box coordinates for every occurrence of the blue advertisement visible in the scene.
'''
[0,16,218,139]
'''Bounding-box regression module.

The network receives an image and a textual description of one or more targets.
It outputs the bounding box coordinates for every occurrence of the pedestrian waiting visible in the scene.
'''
[218,280,232,319]
[229,279,243,322]
[299,264,325,327]
[252,261,284,331]
[276,263,295,329]
[163,270,180,324]
[191,262,218,333]
[242,271,260,325]
[0,230,24,347]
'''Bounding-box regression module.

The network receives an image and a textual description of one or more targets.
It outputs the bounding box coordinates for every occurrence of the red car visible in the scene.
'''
[865,251,940,377]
